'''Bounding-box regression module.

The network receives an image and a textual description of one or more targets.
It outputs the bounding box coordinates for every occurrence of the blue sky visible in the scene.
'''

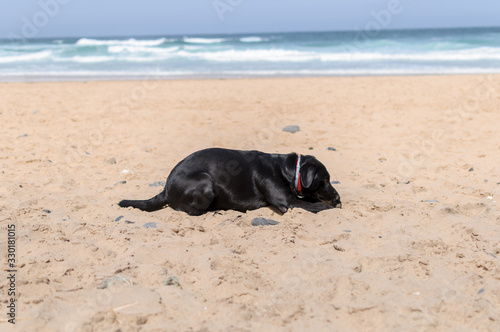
[1,0,499,39]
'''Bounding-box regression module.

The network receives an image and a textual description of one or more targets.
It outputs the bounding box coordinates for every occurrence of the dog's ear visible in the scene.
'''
[300,163,318,189]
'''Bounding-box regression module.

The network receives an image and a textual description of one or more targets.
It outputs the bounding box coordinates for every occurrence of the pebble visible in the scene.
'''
[114,180,127,186]
[333,244,345,252]
[424,199,439,203]
[308,147,314,150]
[115,216,124,222]
[469,167,474,172]
[488,253,497,259]
[106,157,117,165]
[125,220,135,224]
[343,230,351,233]
[164,276,181,287]
[98,275,132,289]
[143,222,157,228]
[331,181,341,184]
[478,288,485,295]
[397,180,410,184]
[251,218,279,226]
[282,125,300,133]
[149,181,166,187]
[42,209,51,214]
[327,147,337,151]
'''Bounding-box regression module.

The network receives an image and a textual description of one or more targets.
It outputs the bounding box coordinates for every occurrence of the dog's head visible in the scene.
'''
[299,155,342,208]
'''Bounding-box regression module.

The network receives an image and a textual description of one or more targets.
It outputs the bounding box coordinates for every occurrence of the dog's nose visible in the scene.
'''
[334,202,342,209]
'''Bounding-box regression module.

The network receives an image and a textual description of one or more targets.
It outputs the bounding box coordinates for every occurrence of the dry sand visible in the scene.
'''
[1,75,500,331]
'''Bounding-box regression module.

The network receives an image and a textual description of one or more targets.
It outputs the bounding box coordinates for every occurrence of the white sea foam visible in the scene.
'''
[107,45,179,54]
[183,37,226,44]
[54,55,115,63]
[0,50,51,63]
[319,48,500,62]
[176,49,316,62]
[239,36,264,43]
[75,38,168,46]
[3,47,500,65]
[174,48,500,63]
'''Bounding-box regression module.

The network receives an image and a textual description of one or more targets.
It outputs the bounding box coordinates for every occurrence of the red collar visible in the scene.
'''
[295,155,304,198]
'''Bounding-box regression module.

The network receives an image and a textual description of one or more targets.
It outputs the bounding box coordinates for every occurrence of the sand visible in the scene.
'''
[1,75,500,331]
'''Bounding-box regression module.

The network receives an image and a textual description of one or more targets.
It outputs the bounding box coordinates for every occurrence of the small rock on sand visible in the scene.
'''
[327,147,337,151]
[149,181,166,187]
[164,276,181,287]
[114,180,127,186]
[143,222,157,228]
[106,157,117,165]
[98,275,132,289]
[282,125,300,133]
[424,199,440,203]
[251,218,279,226]
[125,220,135,224]
[331,181,340,184]
[115,216,124,222]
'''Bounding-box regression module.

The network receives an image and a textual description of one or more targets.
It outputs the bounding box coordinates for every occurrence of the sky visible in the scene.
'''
[1,0,499,39]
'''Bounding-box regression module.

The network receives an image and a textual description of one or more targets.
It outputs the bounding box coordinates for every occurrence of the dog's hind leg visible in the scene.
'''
[168,172,216,216]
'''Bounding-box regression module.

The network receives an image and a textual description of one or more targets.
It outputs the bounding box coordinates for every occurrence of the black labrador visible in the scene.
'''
[119,148,342,216]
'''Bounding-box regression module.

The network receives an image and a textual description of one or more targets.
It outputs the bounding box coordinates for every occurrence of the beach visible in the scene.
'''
[1,75,500,331]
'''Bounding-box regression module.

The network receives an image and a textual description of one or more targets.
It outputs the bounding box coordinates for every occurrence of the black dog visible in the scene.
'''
[119,148,341,216]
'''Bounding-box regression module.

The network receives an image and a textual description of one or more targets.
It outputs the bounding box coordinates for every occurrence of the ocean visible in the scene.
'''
[1,27,500,81]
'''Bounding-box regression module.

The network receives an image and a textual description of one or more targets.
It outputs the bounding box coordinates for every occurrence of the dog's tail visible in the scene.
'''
[118,189,168,212]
